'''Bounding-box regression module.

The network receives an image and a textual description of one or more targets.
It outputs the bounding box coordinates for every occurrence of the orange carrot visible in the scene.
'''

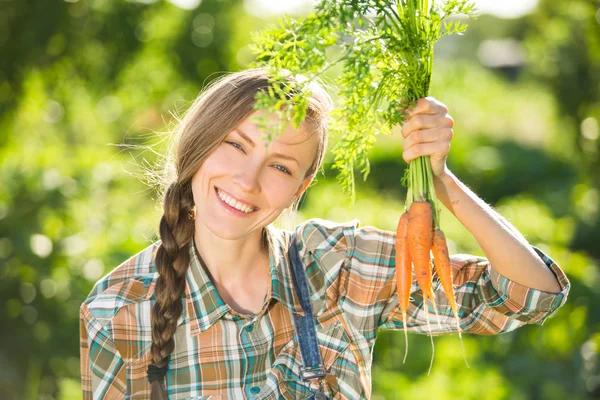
[432,228,470,368]
[406,200,435,374]
[395,212,412,363]
[432,229,458,323]
[407,201,434,289]
[406,201,434,303]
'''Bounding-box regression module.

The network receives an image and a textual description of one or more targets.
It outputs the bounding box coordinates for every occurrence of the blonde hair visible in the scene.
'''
[149,67,333,399]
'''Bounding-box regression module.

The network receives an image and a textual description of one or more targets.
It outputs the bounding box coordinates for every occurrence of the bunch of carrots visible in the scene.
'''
[395,198,467,374]
[395,110,470,374]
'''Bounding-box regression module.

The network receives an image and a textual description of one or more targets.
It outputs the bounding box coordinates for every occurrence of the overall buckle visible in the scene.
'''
[300,365,327,381]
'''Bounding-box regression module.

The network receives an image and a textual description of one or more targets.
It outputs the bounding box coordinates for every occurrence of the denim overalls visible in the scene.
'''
[288,233,330,400]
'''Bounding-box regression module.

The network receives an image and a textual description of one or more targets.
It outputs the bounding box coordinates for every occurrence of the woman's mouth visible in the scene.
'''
[215,187,259,215]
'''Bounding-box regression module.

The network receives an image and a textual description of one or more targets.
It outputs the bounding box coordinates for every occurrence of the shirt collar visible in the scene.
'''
[183,225,304,335]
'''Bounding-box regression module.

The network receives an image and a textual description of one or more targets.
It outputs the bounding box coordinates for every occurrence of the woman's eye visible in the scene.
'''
[274,165,292,175]
[226,141,244,151]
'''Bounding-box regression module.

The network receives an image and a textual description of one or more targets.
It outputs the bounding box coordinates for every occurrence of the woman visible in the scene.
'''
[80,68,570,399]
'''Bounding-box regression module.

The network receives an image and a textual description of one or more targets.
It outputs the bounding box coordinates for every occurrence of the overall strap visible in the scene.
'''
[288,233,328,384]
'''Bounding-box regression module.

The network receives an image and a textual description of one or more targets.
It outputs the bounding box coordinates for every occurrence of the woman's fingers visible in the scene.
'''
[403,127,453,151]
[402,139,452,164]
[401,113,454,138]
[405,96,448,118]
[400,96,454,169]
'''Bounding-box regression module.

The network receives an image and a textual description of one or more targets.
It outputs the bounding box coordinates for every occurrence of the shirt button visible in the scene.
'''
[246,324,254,332]
[250,386,260,394]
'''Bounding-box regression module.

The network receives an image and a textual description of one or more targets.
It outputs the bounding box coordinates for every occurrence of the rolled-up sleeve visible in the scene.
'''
[479,246,570,326]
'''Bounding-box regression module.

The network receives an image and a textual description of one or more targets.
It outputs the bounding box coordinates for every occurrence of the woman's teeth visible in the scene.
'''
[217,189,256,213]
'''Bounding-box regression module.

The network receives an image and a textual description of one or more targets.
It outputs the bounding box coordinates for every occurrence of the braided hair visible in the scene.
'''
[148,182,195,398]
[148,68,333,399]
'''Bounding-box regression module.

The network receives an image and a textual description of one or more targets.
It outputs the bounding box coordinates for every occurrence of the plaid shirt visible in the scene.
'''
[80,218,570,399]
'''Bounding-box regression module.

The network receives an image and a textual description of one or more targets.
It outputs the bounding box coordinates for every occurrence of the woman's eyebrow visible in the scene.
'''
[272,152,301,168]
[233,128,301,168]
[233,128,256,148]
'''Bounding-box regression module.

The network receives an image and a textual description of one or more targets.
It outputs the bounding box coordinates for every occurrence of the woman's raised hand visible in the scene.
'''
[400,97,454,180]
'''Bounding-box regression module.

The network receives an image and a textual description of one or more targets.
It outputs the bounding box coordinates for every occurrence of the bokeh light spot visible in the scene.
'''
[96,96,122,122]
[135,21,155,42]
[43,169,63,191]
[30,234,53,258]
[83,259,105,281]
[193,13,215,32]
[20,282,37,304]
[191,30,213,48]
[40,279,58,299]
[43,100,64,123]
[62,234,88,257]
[6,299,21,318]
[581,117,599,140]
[34,321,51,342]
[168,0,202,10]
[22,305,38,325]
[0,237,13,258]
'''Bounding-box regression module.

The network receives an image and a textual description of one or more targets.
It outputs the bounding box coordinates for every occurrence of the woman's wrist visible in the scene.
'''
[433,168,456,212]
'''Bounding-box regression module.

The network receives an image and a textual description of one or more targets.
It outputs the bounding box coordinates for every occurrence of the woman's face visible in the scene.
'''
[190,112,319,240]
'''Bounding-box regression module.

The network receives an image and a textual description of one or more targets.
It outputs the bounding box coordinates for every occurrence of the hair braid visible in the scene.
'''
[149,182,195,399]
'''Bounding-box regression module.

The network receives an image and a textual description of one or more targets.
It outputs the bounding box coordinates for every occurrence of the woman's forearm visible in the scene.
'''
[433,170,562,293]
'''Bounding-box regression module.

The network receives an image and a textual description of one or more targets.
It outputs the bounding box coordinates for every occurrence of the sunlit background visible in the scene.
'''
[1,0,599,399]
[246,0,541,18]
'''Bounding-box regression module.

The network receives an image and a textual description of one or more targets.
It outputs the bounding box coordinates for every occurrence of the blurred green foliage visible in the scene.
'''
[0,0,599,399]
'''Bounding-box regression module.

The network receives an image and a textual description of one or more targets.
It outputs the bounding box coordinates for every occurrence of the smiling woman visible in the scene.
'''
[79,67,569,400]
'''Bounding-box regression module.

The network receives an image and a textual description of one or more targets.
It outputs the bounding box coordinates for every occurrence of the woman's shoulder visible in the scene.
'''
[81,241,160,327]
[293,217,395,256]
[293,217,360,255]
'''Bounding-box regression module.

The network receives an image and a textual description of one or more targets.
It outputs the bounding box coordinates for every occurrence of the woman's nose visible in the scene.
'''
[232,162,261,193]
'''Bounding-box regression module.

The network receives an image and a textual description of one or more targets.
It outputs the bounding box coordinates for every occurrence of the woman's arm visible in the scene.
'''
[433,171,561,293]
[401,97,561,294]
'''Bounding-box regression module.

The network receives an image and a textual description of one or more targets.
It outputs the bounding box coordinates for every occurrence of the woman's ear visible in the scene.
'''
[293,176,314,201]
